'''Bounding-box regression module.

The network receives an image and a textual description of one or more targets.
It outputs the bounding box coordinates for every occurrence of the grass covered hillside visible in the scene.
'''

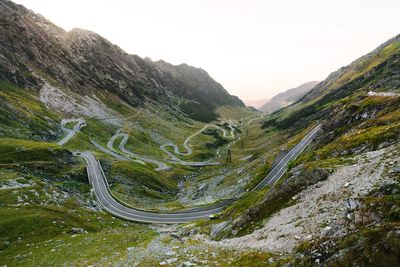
[0,81,61,141]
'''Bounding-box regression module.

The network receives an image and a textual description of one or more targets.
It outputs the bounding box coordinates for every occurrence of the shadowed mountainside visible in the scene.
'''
[0,0,243,122]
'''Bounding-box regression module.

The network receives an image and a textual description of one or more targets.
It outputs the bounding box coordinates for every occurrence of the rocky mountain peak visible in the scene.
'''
[66,28,100,43]
[0,0,244,122]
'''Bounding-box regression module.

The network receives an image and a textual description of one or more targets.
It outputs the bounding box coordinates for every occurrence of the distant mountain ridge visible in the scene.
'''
[0,0,244,122]
[259,81,319,114]
[244,99,269,109]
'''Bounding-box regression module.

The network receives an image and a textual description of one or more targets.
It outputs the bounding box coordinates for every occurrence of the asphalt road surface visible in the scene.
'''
[252,124,321,191]
[90,140,129,161]
[78,152,226,223]
[79,124,321,223]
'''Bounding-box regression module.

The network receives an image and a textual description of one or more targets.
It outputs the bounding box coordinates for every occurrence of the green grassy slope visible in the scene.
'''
[0,81,61,141]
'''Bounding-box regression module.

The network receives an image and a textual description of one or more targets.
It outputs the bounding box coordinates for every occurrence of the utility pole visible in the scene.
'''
[226,149,232,163]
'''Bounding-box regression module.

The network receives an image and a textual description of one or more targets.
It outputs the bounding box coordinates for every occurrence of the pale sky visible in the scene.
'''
[14,0,400,101]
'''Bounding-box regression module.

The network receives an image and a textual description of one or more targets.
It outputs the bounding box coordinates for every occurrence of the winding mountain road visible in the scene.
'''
[92,123,230,168]
[57,118,86,146]
[167,124,230,156]
[159,144,221,167]
[78,124,321,223]
[244,115,265,126]
[79,151,226,223]
[159,123,233,166]
[92,120,239,167]
[90,140,129,161]
[108,132,170,171]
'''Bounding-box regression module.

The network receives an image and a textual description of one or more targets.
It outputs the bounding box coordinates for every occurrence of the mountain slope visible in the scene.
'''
[302,34,400,102]
[259,81,319,114]
[264,34,400,131]
[0,0,243,122]
[212,34,400,265]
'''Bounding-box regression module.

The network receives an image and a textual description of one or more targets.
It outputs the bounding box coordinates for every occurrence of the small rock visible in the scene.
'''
[181,261,195,267]
[345,198,360,210]
[71,228,84,234]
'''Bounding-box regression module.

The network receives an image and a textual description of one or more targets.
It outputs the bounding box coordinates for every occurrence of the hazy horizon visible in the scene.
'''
[14,0,400,101]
